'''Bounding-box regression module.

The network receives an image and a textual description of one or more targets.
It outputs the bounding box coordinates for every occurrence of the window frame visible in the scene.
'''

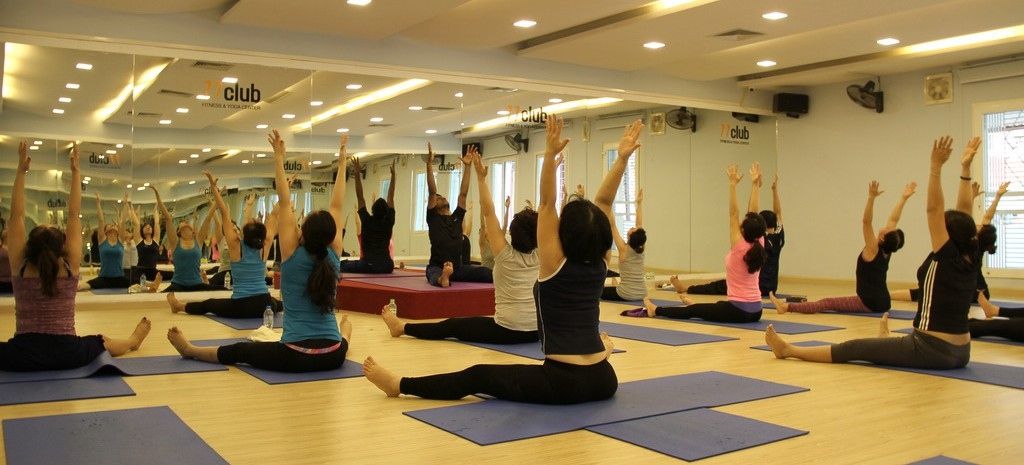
[602,142,641,247]
[973,98,1024,278]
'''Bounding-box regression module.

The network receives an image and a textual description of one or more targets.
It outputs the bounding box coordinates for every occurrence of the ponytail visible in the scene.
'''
[25,226,68,297]
[301,211,338,314]
[743,240,766,274]
[740,212,767,274]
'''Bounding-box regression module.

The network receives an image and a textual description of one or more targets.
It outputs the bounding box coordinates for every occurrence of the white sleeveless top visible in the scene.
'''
[492,246,539,331]
[615,249,647,301]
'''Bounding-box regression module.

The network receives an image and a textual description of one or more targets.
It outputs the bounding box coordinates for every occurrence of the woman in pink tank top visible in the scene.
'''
[0,142,150,372]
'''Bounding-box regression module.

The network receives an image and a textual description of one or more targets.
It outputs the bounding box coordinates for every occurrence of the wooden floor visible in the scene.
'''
[0,279,1021,465]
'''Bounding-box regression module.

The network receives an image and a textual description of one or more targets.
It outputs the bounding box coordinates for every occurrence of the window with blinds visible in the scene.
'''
[490,159,516,223]
[604,147,640,238]
[983,108,1024,271]
[535,155,566,207]
[413,171,428,232]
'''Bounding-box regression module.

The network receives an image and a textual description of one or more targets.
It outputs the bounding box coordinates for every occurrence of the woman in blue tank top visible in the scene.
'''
[150,186,220,292]
[167,131,353,373]
[79,193,132,291]
[165,171,282,318]
[363,117,641,403]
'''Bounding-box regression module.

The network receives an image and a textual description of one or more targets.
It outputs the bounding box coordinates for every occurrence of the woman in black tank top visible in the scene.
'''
[362,117,643,403]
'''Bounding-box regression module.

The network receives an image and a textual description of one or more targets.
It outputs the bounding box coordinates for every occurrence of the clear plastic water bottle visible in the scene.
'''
[263,305,274,329]
[224,271,232,290]
[386,298,398,315]
[140,274,147,291]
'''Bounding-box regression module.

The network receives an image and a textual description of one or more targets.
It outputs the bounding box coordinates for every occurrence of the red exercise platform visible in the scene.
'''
[336,274,495,320]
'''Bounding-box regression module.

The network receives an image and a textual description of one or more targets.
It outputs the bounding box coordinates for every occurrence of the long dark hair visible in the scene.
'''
[880,229,905,254]
[301,211,338,314]
[627,228,647,254]
[371,198,390,218]
[25,226,68,297]
[242,221,267,251]
[559,198,613,265]
[945,210,979,266]
[741,212,767,273]
[977,224,997,255]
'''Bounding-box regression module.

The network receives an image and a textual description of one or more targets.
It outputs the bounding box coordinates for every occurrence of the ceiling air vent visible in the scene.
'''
[158,89,196,98]
[486,87,520,93]
[422,106,455,111]
[201,153,231,165]
[192,61,233,71]
[127,111,163,118]
[712,29,763,41]
[369,123,394,127]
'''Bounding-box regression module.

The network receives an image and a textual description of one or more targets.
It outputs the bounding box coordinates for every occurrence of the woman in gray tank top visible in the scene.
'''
[601,188,647,302]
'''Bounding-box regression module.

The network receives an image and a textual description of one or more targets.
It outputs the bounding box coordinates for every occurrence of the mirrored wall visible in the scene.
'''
[0,41,779,284]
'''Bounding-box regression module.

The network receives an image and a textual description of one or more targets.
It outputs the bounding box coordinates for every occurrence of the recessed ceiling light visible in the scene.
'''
[127,184,133,188]
[643,41,666,49]
[312,160,323,165]
[761,11,788,20]
[66,83,80,89]
[76,63,93,70]
[241,159,251,164]
[84,176,91,180]
[346,84,363,90]
[176,107,189,113]
[497,110,510,115]
[29,145,39,151]
[178,159,187,164]
[190,153,199,158]
[116,144,124,148]
[282,113,296,119]
[310,100,323,107]
[82,180,89,184]
[334,152,340,157]
[188,180,196,184]
[256,124,269,129]
[58,97,72,103]
[370,117,384,122]
[222,77,238,84]
[159,119,172,125]
[106,150,116,154]
[337,128,350,133]
[256,153,267,158]
[454,92,464,98]
[201,147,211,152]
[52,108,65,114]
[409,106,423,111]
[33,140,42,145]
[425,129,438,134]
[196,94,211,100]
[143,182,150,187]
[877,37,901,46]
[513,19,537,28]
[756,60,777,67]
[347,0,371,5]
[548,98,563,103]
[137,187,146,191]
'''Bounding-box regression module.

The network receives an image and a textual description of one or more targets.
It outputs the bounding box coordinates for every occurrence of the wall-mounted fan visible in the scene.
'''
[924,73,953,105]
[847,80,884,113]
[665,107,697,132]
[504,133,529,152]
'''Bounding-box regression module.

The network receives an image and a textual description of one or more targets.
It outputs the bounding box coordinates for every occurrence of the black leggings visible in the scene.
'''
[687,279,728,295]
[969,318,1024,342]
[0,282,12,293]
[185,293,282,318]
[909,287,989,303]
[831,330,970,369]
[400,358,617,404]
[340,258,394,274]
[216,338,348,372]
[404,317,539,344]
[656,301,762,323]
[87,275,131,289]
[163,282,224,292]
[998,306,1024,318]
[601,287,629,301]
[131,267,173,282]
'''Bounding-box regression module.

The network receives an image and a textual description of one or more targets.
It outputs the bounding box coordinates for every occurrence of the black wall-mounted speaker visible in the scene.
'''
[772,93,809,118]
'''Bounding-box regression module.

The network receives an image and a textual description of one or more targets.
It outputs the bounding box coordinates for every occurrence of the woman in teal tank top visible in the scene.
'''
[151,186,221,292]
[167,131,353,373]
[79,193,133,290]
[165,171,282,318]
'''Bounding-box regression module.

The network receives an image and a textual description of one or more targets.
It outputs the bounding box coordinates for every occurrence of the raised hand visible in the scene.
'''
[868,180,884,198]
[997,181,1011,196]
[545,115,570,157]
[339,134,348,155]
[931,136,954,165]
[504,196,511,209]
[203,170,217,186]
[267,130,286,157]
[749,162,762,187]
[462,144,479,169]
[390,158,396,175]
[636,188,644,203]
[554,151,565,168]
[971,182,982,200]
[575,184,586,198]
[426,142,435,165]
[245,193,256,207]
[18,141,31,172]
[617,119,643,159]
[771,173,779,190]
[961,136,982,168]
[69,142,80,172]
[726,164,743,185]
[525,199,534,209]
[352,154,362,171]
[902,181,917,198]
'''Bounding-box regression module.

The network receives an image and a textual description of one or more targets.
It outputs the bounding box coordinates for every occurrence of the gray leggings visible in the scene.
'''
[830,330,970,370]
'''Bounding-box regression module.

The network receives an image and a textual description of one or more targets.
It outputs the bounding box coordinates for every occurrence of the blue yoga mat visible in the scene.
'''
[751,340,1024,390]
[403,371,807,445]
[761,302,916,320]
[657,316,843,335]
[602,298,681,308]
[3,406,228,465]
[599,321,737,346]
[587,408,807,461]
[90,288,127,295]
[458,341,624,361]
[0,377,135,406]
[192,339,363,384]
[0,353,227,384]
[990,300,1024,308]
[205,313,283,330]
[907,456,978,465]
[895,327,1024,347]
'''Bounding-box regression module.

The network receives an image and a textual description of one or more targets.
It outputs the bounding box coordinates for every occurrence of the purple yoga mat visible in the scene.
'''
[894,327,1024,347]
[347,276,494,291]
[3,406,228,465]
[0,377,135,406]
[192,339,363,384]
[340,270,421,279]
[0,353,226,384]
[906,456,978,465]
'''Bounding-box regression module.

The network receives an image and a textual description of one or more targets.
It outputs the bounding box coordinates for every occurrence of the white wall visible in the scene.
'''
[778,64,1024,290]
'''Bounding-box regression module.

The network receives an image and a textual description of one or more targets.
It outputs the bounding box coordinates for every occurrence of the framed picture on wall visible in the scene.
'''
[649,112,666,135]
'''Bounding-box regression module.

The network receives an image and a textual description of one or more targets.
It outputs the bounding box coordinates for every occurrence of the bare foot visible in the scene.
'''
[642,297,658,318]
[678,293,695,306]
[978,292,1000,319]
[147,273,163,293]
[439,262,454,288]
[129,317,151,351]
[381,307,405,337]
[167,326,193,358]
[339,314,353,341]
[363,357,401,397]
[878,312,890,337]
[167,292,186,313]
[399,261,406,270]
[669,275,686,294]
[764,324,789,359]
[77,281,91,292]
[769,292,789,314]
